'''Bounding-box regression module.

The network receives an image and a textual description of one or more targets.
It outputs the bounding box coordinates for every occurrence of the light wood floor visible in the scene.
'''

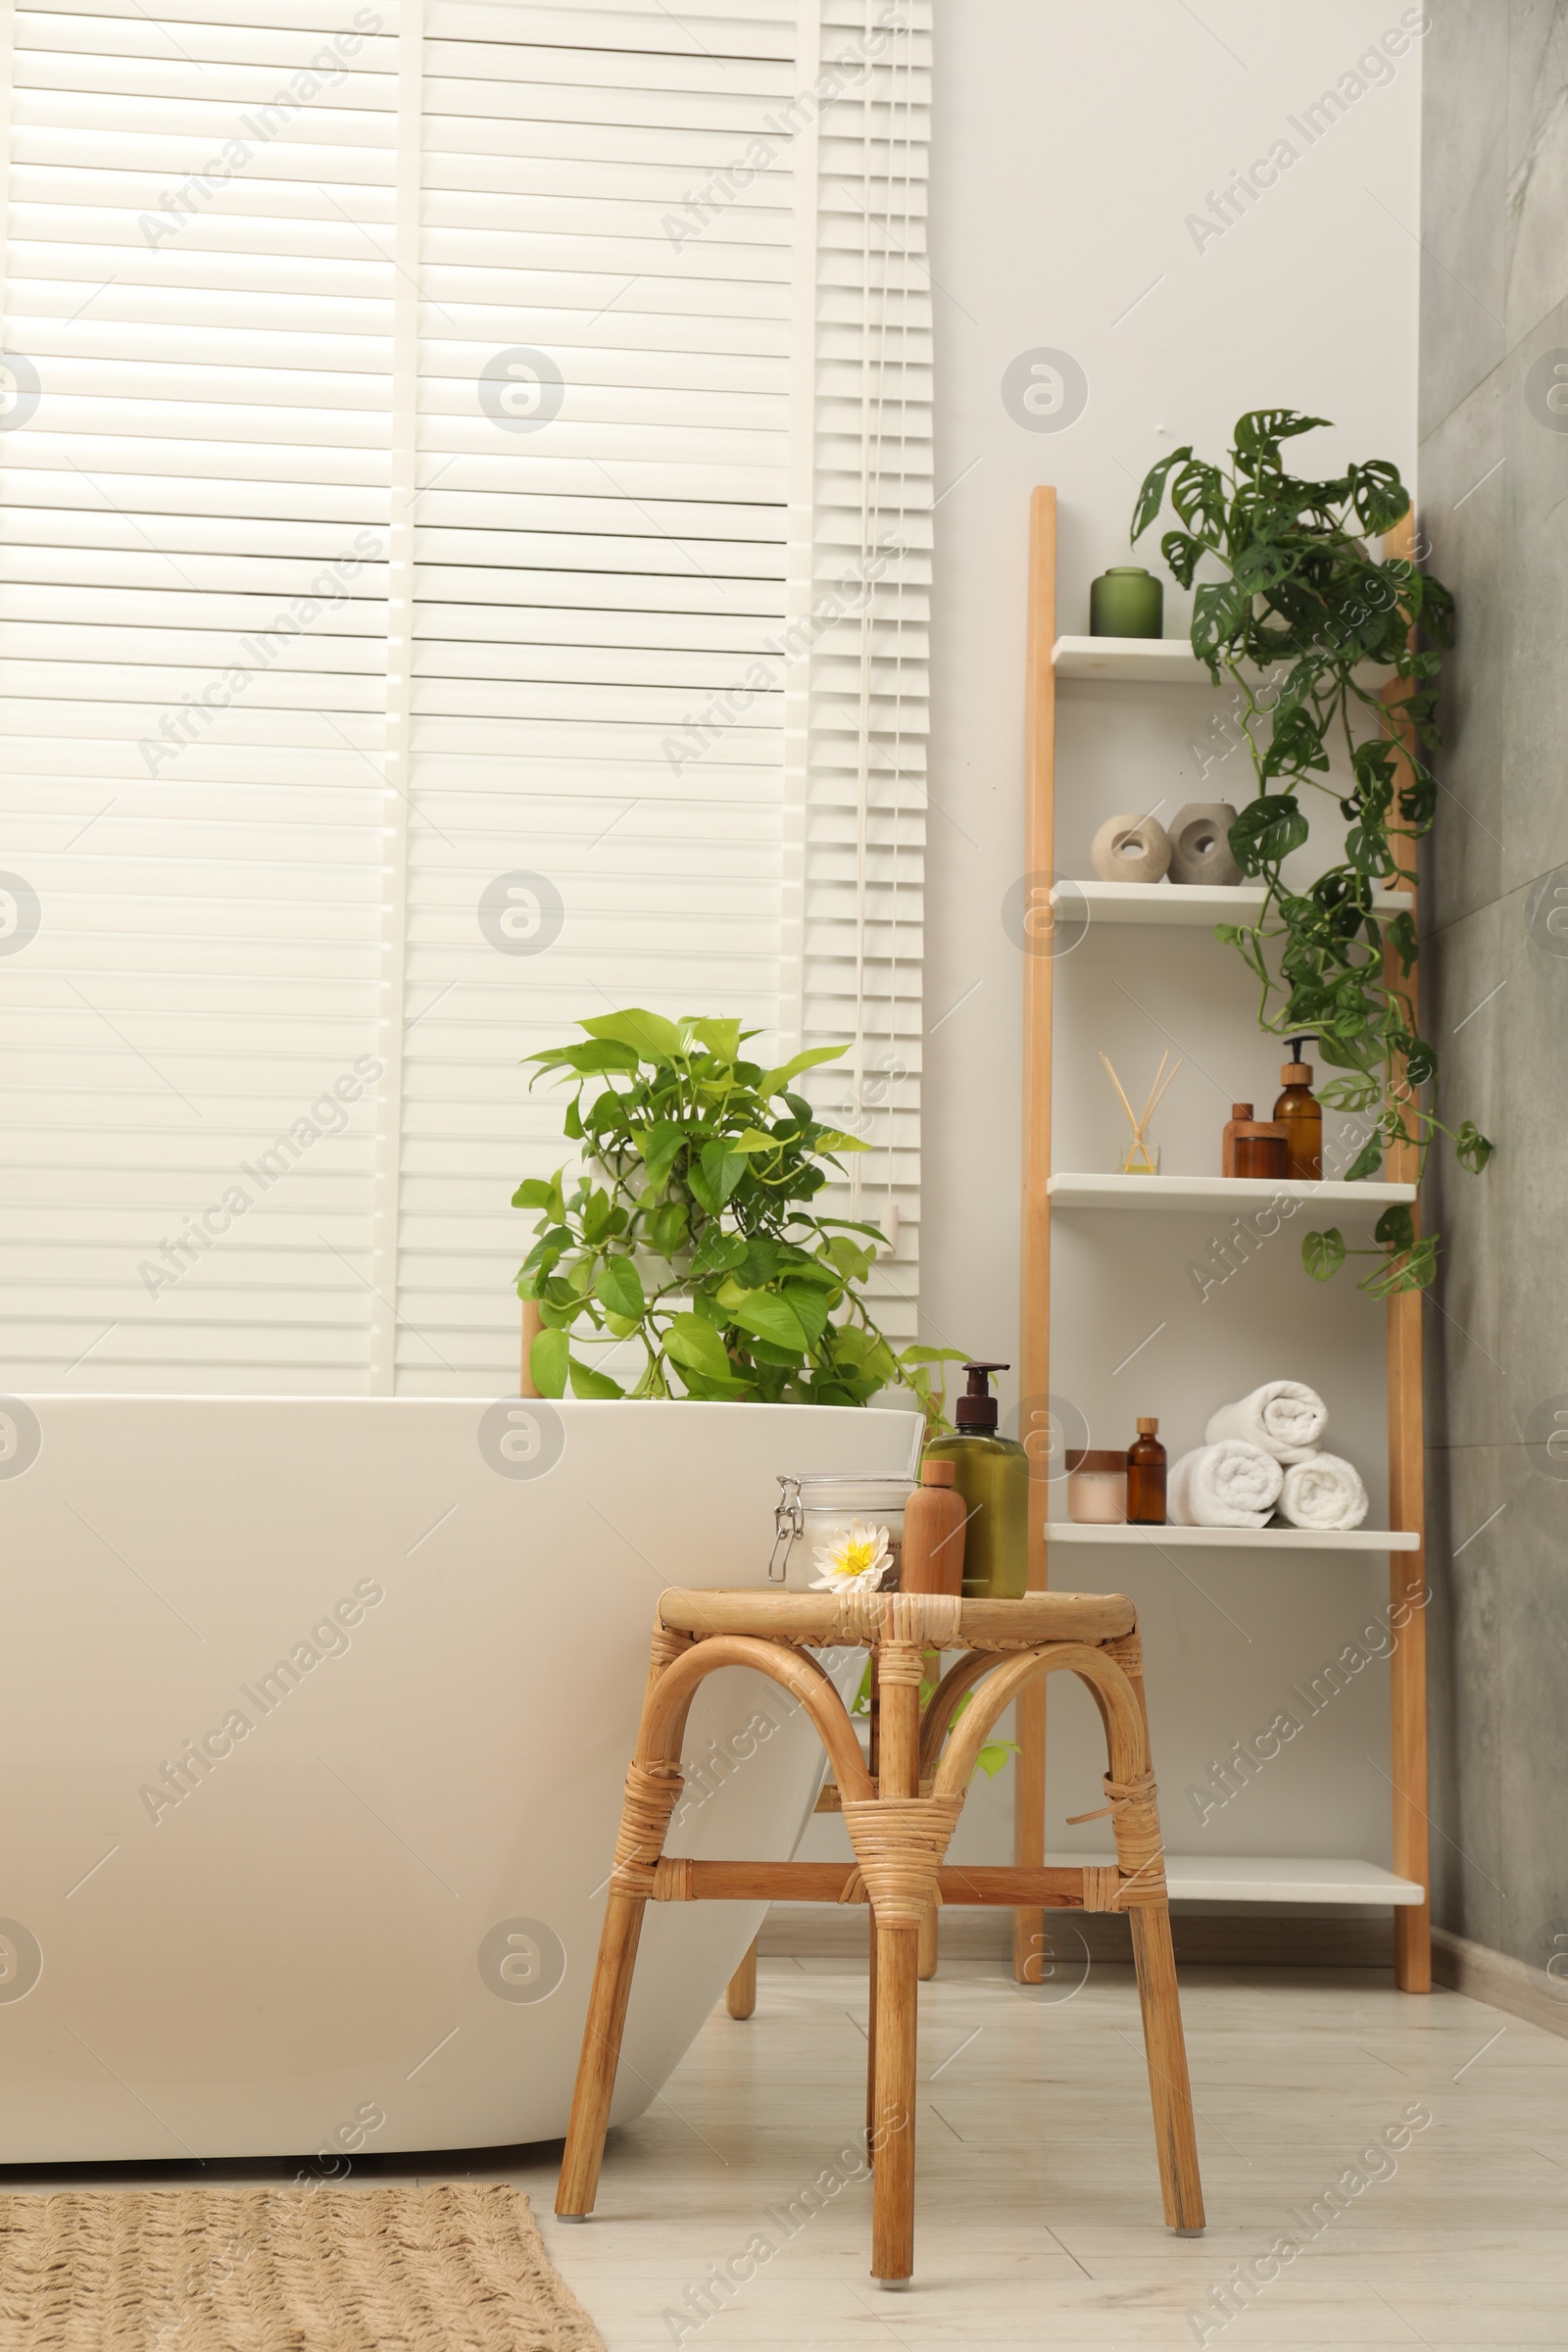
[4,1958,1563,2346]
[501,1956,1568,2350]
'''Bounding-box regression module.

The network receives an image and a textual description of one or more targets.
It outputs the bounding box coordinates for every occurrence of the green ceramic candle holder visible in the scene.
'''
[1090,565,1163,638]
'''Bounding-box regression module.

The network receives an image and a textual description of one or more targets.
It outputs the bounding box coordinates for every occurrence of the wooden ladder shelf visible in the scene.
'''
[1011,485,1431,1993]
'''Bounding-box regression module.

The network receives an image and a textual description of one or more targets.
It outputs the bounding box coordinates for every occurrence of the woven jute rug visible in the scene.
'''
[0,2181,605,2351]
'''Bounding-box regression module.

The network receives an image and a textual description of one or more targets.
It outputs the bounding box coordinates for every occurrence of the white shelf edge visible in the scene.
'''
[1052,879,1409,927]
[1053,635,1211,682]
[1052,636,1386,689]
[1041,1853,1426,1906]
[1045,1521,1419,1553]
[1047,1173,1417,1211]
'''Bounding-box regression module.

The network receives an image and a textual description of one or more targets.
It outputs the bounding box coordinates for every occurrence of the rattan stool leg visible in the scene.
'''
[864,1908,879,2160]
[916,1899,938,1981]
[559,1634,692,2222]
[870,1919,917,2284]
[1129,1903,1205,2234]
[557,1889,648,2219]
[725,1936,758,2020]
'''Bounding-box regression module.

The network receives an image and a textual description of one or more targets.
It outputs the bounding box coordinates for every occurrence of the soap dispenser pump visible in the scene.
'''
[1273,1033,1322,1181]
[921,1362,1029,1599]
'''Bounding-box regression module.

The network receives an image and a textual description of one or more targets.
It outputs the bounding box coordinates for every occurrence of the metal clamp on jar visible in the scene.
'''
[765,1473,910,1589]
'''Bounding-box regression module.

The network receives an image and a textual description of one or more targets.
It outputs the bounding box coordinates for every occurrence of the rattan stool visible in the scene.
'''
[557,1588,1204,2283]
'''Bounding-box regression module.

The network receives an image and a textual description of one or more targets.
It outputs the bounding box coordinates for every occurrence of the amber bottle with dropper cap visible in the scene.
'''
[1273,1033,1322,1181]
[922,1362,1028,1598]
[1126,1418,1166,1524]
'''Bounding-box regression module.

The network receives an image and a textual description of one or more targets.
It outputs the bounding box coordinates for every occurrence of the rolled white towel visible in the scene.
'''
[1278,1451,1368,1532]
[1168,1440,1285,1529]
[1205,1381,1327,1464]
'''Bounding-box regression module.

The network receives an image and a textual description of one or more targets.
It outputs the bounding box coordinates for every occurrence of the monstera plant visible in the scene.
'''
[1132,409,1491,1295]
[514,1006,963,1415]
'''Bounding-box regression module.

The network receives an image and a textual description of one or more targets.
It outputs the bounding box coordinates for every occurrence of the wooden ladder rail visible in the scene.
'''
[1382,502,1431,1993]
[1014,484,1056,1982]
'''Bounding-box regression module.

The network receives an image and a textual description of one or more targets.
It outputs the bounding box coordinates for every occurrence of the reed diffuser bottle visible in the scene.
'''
[922,1362,1028,1599]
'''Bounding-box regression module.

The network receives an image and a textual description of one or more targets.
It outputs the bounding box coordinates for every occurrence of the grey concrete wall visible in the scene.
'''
[1419,1,1568,1982]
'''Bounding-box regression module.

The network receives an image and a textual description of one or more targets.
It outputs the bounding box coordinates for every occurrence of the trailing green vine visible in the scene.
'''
[1132,409,1492,1295]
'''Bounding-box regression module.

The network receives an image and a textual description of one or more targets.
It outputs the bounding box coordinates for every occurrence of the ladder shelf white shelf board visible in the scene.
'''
[1047,1173,1416,1212]
[1053,635,1384,688]
[1045,1522,1420,1553]
[1053,635,1215,682]
[1043,1854,1426,1905]
[1052,879,1409,926]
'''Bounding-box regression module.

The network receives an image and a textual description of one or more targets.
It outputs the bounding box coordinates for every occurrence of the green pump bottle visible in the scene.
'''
[921,1362,1029,1599]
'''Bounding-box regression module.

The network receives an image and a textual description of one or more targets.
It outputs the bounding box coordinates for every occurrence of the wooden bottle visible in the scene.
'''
[1221,1102,1250,1177]
[900,1459,967,1595]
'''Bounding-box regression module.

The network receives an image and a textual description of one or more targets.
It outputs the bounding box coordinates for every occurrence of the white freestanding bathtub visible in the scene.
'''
[0,1395,920,2163]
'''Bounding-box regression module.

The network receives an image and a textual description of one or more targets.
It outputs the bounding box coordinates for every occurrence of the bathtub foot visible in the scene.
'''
[725,1936,758,2021]
[557,1888,649,2220]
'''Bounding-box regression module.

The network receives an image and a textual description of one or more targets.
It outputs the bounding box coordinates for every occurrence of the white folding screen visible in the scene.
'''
[802,0,930,1346]
[0,0,932,1394]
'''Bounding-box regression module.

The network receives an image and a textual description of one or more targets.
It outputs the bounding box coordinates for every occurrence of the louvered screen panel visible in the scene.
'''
[0,0,395,1390]
[391,0,802,1390]
[799,0,932,1348]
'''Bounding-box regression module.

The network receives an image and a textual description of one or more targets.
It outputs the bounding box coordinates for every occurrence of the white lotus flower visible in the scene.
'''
[809,1519,893,1592]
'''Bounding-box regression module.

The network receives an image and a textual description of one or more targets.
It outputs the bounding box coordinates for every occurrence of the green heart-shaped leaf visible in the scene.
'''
[728,1289,808,1352]
[580,1007,683,1061]
[665,1313,732,1381]
[758,1044,847,1095]
[638,1121,686,1192]
[690,1016,743,1061]
[700,1138,748,1203]
[530,1325,569,1396]
[594,1255,645,1321]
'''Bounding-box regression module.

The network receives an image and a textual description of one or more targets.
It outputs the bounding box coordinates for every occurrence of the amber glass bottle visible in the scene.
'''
[1273,1034,1323,1181]
[1126,1418,1167,1524]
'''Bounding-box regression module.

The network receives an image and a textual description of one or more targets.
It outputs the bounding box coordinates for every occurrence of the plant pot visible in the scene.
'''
[1090,566,1163,637]
[0,1394,922,2161]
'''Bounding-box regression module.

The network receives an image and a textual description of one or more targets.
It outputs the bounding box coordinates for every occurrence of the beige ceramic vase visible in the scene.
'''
[1167,802,1242,886]
[1091,812,1172,885]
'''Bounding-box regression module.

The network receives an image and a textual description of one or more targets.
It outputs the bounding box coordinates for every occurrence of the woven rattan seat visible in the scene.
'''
[656,1585,1137,1648]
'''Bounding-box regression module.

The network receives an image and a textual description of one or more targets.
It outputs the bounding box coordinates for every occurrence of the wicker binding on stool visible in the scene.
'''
[556,1589,1204,2284]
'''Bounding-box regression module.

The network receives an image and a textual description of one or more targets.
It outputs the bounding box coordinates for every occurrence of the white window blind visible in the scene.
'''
[0,0,932,1394]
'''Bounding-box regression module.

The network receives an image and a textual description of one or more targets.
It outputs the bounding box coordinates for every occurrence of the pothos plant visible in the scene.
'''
[514,1006,965,1418]
[1132,409,1492,1296]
